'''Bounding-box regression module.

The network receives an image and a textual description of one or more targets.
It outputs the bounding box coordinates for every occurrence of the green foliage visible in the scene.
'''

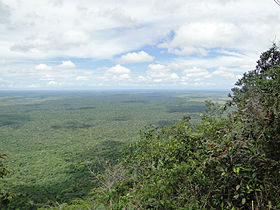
[0,150,15,208]
[0,91,226,208]
[92,119,209,209]
[231,44,280,161]
[92,45,280,209]
[0,152,9,179]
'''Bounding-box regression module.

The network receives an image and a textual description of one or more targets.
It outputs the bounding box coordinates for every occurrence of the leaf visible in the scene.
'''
[233,194,239,199]
[236,167,240,174]
[242,198,246,205]
[236,185,240,191]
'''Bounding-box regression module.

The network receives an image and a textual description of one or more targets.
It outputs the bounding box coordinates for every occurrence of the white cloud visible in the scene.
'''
[102,64,131,81]
[136,75,148,82]
[118,73,130,80]
[159,21,241,55]
[58,60,76,69]
[147,64,169,76]
[168,51,258,74]
[236,74,243,80]
[35,60,77,72]
[106,64,130,74]
[154,79,162,83]
[35,64,52,71]
[1,0,280,61]
[170,73,179,80]
[1,0,280,89]
[61,30,89,46]
[76,76,90,81]
[146,64,179,83]
[119,51,154,63]
[212,70,235,79]
[183,67,210,78]
[211,67,244,80]
[40,74,55,81]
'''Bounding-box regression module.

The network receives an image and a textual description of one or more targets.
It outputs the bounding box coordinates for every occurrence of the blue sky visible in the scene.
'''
[0,0,280,90]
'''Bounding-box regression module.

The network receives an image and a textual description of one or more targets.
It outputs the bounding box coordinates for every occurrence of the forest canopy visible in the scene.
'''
[86,45,280,209]
[0,150,14,208]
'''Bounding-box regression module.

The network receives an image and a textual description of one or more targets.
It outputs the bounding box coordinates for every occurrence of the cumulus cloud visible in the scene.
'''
[146,64,179,82]
[183,67,210,78]
[146,64,169,78]
[211,67,243,80]
[35,60,76,72]
[1,0,280,89]
[58,60,76,69]
[35,64,52,71]
[103,64,131,81]
[106,64,130,74]
[119,51,154,63]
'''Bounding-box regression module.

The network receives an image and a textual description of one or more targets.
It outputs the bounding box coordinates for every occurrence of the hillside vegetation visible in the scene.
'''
[0,91,226,209]
[53,45,280,209]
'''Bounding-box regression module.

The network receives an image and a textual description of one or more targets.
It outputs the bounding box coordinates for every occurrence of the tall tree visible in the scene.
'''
[231,44,280,160]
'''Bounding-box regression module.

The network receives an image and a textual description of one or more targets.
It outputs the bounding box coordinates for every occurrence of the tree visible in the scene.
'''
[231,44,280,160]
[201,45,280,209]
[0,149,14,208]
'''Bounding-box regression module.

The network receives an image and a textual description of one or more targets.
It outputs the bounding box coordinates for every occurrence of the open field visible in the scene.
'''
[0,90,228,208]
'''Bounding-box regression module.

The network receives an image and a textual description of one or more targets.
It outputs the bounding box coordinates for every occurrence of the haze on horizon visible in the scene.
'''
[0,0,280,90]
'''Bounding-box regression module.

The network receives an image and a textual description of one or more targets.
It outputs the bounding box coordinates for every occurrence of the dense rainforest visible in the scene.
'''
[0,90,223,209]
[1,45,280,209]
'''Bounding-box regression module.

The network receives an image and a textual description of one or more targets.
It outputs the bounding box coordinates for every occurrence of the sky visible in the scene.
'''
[0,0,280,90]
